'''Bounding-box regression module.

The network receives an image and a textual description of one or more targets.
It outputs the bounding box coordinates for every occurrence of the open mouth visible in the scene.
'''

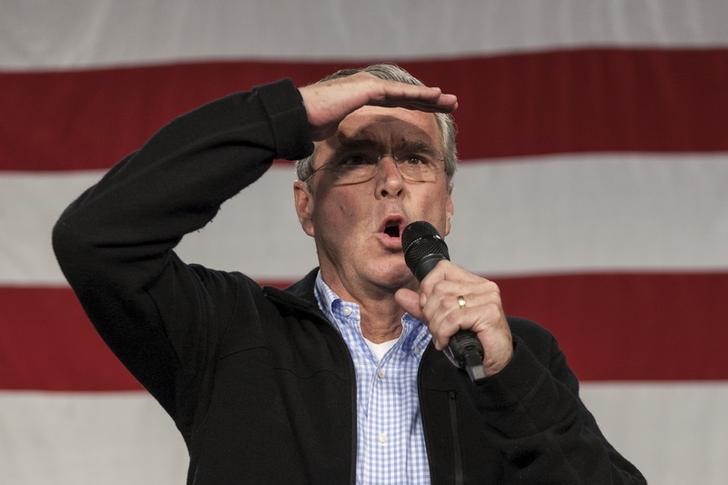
[384,222,400,238]
[379,216,405,241]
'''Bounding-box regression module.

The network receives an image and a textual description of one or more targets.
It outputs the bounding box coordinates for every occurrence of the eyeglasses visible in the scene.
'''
[305,148,445,185]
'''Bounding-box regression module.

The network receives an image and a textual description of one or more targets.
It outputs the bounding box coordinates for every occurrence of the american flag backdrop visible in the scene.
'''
[1,1,727,483]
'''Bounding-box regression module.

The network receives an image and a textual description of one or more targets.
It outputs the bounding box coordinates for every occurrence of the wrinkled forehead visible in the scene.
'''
[317,106,442,155]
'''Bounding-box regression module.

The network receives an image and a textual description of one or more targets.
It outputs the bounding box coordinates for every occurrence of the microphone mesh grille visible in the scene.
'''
[402,221,450,272]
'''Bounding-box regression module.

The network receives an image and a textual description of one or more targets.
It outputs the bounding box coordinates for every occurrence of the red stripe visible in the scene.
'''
[2,272,727,390]
[1,48,726,171]
[0,286,141,390]
[495,273,728,382]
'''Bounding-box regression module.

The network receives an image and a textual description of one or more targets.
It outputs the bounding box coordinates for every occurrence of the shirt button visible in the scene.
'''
[377,369,385,379]
[378,432,387,444]
[342,307,352,316]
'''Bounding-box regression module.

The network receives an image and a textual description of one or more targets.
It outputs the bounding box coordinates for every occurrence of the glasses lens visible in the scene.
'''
[396,154,439,182]
[320,150,443,184]
[331,152,378,183]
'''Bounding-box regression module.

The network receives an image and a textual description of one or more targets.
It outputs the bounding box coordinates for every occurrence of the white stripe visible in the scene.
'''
[2,0,728,69]
[0,391,188,485]
[2,383,726,484]
[2,155,727,285]
[449,154,728,276]
[0,170,108,285]
[579,382,728,485]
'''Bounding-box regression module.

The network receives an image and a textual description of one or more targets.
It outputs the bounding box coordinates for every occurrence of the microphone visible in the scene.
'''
[402,221,487,383]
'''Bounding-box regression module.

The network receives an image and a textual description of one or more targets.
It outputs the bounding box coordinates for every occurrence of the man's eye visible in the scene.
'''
[340,154,374,166]
[403,154,428,165]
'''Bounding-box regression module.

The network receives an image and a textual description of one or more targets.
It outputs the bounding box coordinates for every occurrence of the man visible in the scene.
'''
[53,64,645,484]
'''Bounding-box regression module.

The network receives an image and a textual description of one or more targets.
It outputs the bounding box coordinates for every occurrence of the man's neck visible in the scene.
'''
[359,299,404,343]
[319,268,409,344]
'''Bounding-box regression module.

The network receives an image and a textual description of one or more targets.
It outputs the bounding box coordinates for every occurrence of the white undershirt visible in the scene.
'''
[363,336,399,361]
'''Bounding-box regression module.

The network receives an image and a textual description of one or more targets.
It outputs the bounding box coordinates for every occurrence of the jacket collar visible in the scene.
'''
[262,268,321,317]
[265,267,460,390]
[283,267,320,304]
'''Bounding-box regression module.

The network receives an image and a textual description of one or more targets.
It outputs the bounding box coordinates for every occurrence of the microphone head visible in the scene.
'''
[402,221,450,281]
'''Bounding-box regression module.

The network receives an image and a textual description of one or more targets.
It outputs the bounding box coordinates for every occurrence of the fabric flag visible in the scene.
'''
[1,1,727,484]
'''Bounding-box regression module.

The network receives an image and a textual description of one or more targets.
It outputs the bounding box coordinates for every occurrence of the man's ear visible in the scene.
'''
[293,180,315,237]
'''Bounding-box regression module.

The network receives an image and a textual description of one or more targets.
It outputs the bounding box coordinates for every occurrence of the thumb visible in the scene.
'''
[394,288,424,320]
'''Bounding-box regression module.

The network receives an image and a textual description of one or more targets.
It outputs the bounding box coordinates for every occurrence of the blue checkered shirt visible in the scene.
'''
[315,273,432,484]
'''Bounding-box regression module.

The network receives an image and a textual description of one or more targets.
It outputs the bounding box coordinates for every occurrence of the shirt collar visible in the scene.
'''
[313,272,431,357]
[314,271,345,313]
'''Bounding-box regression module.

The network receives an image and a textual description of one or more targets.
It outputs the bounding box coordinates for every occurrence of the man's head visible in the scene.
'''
[293,64,458,299]
[296,64,458,191]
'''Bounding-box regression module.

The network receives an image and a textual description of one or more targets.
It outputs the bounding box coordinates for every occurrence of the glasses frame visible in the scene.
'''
[303,149,446,186]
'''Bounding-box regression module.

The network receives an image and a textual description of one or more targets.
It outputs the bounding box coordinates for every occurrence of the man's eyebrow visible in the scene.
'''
[335,138,379,150]
[394,140,439,154]
[335,137,438,153]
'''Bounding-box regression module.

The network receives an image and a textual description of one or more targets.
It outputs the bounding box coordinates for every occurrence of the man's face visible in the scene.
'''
[294,106,453,297]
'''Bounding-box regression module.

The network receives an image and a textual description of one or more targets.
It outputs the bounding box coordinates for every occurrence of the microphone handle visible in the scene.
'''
[446,331,487,382]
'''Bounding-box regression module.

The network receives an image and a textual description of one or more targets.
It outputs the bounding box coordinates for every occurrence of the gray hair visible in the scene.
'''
[295,64,457,190]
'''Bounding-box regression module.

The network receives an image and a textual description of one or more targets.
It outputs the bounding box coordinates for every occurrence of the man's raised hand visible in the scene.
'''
[298,72,458,141]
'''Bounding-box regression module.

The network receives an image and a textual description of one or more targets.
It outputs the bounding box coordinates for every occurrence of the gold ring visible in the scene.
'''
[457,295,466,309]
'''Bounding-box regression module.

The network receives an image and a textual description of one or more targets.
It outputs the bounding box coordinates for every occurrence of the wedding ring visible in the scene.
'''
[457,295,466,309]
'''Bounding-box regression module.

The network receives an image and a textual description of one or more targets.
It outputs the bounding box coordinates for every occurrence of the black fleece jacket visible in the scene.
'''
[52,79,645,484]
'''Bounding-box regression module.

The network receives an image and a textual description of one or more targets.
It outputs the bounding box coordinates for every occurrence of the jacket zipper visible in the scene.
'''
[449,391,464,485]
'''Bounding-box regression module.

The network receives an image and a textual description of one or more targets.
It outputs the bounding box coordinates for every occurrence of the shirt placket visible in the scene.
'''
[314,276,432,484]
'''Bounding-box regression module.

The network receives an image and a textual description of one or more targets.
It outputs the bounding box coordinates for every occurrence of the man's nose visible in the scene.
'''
[377,156,404,198]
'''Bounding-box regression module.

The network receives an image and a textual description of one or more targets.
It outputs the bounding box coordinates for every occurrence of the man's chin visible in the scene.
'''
[374,264,416,291]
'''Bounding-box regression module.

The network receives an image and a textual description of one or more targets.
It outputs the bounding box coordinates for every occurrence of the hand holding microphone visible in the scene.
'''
[396,221,513,381]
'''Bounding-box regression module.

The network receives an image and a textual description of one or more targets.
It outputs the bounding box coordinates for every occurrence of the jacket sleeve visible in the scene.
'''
[471,319,646,484]
[52,79,313,425]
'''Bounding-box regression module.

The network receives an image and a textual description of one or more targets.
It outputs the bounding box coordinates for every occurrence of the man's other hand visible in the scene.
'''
[395,261,514,377]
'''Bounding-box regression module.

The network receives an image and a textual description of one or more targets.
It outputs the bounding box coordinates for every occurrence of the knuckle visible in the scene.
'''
[419,277,433,294]
[436,301,449,315]
[484,280,500,294]
[484,302,502,320]
[431,280,448,295]
[444,310,460,327]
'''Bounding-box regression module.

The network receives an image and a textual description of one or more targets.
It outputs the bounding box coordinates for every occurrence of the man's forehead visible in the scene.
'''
[328,107,440,148]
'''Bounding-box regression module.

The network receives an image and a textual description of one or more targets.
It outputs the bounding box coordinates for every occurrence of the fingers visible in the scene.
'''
[422,280,499,319]
[370,83,458,113]
[418,260,484,301]
[397,260,513,375]
[370,95,458,113]
[422,280,502,350]
[428,302,504,351]
[415,261,505,345]
[299,73,458,141]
